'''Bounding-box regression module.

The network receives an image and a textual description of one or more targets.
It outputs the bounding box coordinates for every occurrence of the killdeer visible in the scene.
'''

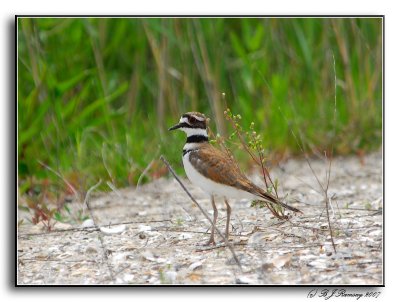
[169,112,301,245]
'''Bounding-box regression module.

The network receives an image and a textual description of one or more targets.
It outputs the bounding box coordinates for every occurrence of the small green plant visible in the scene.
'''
[26,196,57,231]
[158,269,166,284]
[211,108,288,219]
[19,176,90,231]
[18,219,24,228]
[19,179,58,231]
[54,211,64,222]
[175,217,184,227]
[54,205,90,224]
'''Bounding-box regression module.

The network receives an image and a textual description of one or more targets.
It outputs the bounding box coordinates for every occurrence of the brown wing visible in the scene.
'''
[189,144,256,193]
[189,144,302,213]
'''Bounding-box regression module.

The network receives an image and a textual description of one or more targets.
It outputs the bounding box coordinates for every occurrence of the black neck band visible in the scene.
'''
[183,149,195,156]
[186,135,209,143]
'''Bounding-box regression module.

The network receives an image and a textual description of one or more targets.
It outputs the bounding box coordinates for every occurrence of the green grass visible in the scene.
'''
[18,17,382,196]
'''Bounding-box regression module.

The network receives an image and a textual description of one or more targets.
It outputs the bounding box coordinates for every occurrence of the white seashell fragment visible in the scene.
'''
[81,219,95,228]
[138,225,152,232]
[100,224,126,235]
[188,261,203,271]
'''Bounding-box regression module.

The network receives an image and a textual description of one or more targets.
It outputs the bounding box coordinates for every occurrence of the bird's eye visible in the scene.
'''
[188,116,196,124]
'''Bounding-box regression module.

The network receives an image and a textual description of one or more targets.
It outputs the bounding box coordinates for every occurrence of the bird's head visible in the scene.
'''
[169,112,208,137]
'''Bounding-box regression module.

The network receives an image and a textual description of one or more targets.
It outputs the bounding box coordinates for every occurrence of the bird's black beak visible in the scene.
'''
[168,123,183,131]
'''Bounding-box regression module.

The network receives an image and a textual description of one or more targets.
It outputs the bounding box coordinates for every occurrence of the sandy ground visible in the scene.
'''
[17,150,383,285]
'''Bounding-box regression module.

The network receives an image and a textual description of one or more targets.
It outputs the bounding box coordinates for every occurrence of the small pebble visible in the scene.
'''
[164,271,177,284]
[85,246,97,254]
[81,219,95,228]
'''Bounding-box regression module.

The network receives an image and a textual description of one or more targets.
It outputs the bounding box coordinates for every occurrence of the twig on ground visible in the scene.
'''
[278,105,337,253]
[195,242,244,252]
[295,200,380,211]
[102,143,114,183]
[268,227,308,242]
[323,53,338,253]
[107,181,123,198]
[85,191,116,282]
[82,179,102,215]
[160,155,243,272]
[136,159,155,190]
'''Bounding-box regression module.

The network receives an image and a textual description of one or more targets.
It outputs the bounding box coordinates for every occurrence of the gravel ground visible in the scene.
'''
[17,150,383,285]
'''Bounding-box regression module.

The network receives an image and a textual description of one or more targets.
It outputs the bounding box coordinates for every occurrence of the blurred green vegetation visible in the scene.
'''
[18,17,382,193]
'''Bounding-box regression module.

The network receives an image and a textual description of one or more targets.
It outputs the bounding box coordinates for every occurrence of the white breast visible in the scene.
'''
[182,152,256,200]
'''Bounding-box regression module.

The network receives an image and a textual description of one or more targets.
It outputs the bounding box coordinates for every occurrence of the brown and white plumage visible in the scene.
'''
[169,112,301,245]
[188,144,301,213]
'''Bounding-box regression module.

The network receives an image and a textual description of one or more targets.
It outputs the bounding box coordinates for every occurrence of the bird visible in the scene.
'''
[169,111,301,245]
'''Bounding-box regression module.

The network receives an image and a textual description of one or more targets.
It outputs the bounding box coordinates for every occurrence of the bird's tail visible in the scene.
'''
[254,186,303,214]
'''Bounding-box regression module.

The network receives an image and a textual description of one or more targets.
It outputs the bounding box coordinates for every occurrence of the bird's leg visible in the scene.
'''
[205,195,218,245]
[224,198,232,241]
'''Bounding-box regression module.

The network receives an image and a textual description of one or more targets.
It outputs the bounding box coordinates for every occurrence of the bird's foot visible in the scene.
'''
[203,237,216,246]
[196,241,226,251]
[194,236,216,249]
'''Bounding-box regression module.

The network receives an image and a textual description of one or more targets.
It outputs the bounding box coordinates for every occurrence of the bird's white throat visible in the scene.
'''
[183,142,202,150]
[181,127,208,137]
